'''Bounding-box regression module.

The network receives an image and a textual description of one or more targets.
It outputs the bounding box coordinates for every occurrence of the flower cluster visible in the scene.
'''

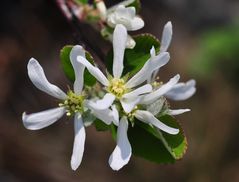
[22,4,196,171]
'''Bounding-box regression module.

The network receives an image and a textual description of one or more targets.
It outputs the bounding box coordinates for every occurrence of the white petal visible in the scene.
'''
[135,110,179,135]
[22,107,66,130]
[70,45,85,94]
[71,114,86,171]
[160,21,173,53]
[128,16,144,31]
[77,56,109,86]
[107,2,134,15]
[110,5,144,31]
[112,105,119,126]
[146,97,166,116]
[126,51,170,88]
[151,22,173,82]
[27,58,67,100]
[123,84,152,99]
[113,24,127,78]
[165,79,196,101]
[86,93,115,110]
[150,46,156,57]
[167,109,190,116]
[121,97,141,113]
[116,5,135,19]
[107,5,135,29]
[140,74,180,105]
[109,117,132,171]
[86,103,114,125]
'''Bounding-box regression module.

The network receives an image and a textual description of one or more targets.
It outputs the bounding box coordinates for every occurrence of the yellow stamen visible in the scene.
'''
[59,90,84,117]
[108,78,128,98]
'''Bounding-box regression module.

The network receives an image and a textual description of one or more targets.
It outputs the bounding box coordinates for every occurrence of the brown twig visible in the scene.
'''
[54,0,109,65]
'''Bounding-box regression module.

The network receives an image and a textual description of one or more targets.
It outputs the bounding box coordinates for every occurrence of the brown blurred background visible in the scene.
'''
[1,0,239,181]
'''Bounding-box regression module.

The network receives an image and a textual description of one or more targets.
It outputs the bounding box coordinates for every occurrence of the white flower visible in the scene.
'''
[22,45,116,171]
[76,24,180,170]
[107,5,144,31]
[77,24,170,114]
[107,5,144,49]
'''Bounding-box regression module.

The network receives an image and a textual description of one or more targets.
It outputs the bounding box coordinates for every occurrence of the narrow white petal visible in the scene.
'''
[77,56,109,86]
[123,84,152,99]
[86,93,115,110]
[70,45,85,94]
[128,16,144,31]
[112,105,119,126]
[146,97,166,116]
[151,21,173,82]
[113,24,127,78]
[109,117,132,171]
[165,79,196,101]
[160,21,173,53]
[135,110,179,135]
[167,109,190,116]
[146,47,157,83]
[126,52,170,88]
[140,74,180,105]
[22,107,65,130]
[121,97,140,113]
[71,114,86,171]
[27,58,67,100]
[86,102,114,125]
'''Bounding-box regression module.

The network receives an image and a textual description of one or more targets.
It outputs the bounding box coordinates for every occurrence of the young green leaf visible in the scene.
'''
[60,45,96,86]
[128,115,187,163]
[127,0,141,12]
[75,0,88,5]
[94,119,110,131]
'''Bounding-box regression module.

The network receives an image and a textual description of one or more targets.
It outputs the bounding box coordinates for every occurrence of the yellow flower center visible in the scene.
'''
[59,90,84,116]
[108,78,128,98]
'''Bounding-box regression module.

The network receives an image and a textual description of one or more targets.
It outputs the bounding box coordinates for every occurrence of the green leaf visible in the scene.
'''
[126,0,141,12]
[106,33,160,76]
[128,115,187,163]
[111,124,117,140]
[94,119,110,131]
[60,45,96,86]
[101,26,114,39]
[75,0,88,5]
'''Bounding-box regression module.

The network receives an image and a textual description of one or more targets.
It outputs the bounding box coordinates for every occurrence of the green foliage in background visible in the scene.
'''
[190,23,239,87]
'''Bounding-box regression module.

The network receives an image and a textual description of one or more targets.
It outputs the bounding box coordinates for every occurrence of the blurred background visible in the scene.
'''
[1,0,239,181]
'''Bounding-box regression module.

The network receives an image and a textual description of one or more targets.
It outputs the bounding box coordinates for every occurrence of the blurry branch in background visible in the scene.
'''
[55,0,109,65]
